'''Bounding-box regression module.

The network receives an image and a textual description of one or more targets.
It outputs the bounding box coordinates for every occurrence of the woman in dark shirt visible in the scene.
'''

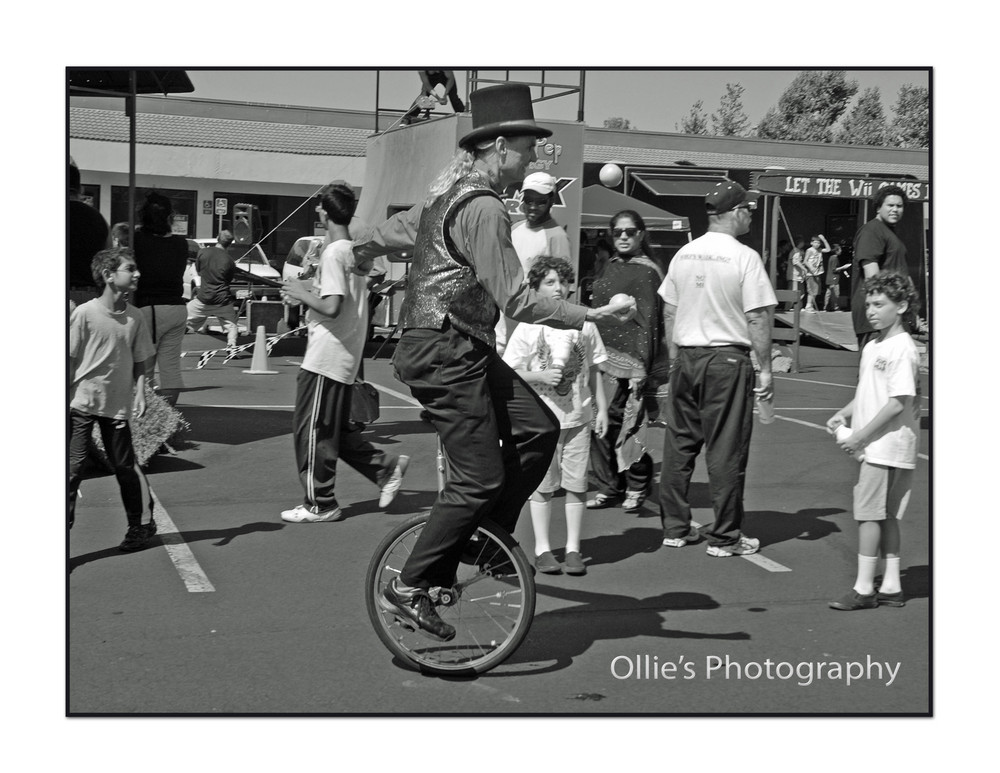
[132,192,189,406]
[588,210,664,512]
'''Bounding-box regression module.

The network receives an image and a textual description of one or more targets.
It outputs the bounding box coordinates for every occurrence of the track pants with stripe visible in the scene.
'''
[292,369,397,512]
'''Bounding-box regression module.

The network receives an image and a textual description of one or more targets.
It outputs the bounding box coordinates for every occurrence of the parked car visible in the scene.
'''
[185,239,282,300]
[282,236,324,283]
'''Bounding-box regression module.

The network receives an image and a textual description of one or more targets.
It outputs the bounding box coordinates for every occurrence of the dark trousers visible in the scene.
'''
[589,377,653,497]
[292,370,395,511]
[68,409,149,528]
[659,347,755,547]
[403,73,466,121]
[392,325,559,588]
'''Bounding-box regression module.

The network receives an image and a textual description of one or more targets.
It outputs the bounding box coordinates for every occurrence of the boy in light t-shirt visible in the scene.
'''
[279,184,408,523]
[69,248,156,552]
[826,272,921,611]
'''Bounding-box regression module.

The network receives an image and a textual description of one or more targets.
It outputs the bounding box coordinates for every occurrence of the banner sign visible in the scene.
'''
[752,172,929,202]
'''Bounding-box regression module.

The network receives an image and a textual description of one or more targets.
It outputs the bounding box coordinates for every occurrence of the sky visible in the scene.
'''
[183,68,929,134]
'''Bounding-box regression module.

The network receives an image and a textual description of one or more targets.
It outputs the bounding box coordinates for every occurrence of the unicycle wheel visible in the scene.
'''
[365,515,535,676]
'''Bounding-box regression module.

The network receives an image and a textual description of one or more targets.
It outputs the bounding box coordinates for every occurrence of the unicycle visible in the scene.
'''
[365,514,536,676]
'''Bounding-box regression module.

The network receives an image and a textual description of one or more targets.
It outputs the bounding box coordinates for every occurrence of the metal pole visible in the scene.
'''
[128,70,137,237]
[578,70,586,123]
[374,71,380,132]
[770,195,781,288]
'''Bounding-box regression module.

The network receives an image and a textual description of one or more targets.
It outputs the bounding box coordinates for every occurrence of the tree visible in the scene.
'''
[836,87,887,146]
[711,83,751,137]
[887,85,929,148]
[755,71,859,142]
[603,116,636,130]
[677,100,708,135]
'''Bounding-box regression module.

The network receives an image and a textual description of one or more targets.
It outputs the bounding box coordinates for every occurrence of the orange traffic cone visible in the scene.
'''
[243,325,279,375]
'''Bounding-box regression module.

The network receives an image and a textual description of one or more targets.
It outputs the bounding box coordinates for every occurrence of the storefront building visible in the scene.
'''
[70,94,928,299]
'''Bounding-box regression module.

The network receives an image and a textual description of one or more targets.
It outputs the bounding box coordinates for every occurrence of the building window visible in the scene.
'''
[111,186,197,235]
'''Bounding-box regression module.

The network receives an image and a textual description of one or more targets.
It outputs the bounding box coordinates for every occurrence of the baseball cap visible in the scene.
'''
[521,172,557,195]
[705,181,760,214]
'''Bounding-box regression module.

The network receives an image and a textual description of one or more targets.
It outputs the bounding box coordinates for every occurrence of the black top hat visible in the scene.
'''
[459,84,553,150]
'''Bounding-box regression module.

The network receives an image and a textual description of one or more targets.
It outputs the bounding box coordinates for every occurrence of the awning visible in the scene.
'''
[581,185,689,232]
[68,69,194,97]
[631,171,729,198]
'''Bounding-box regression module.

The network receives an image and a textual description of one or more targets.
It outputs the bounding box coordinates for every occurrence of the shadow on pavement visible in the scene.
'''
[581,525,664,568]
[142,454,204,474]
[887,564,929,600]
[69,521,285,573]
[338,490,437,520]
[359,420,437,445]
[179,406,294,445]
[749,507,845,548]
[495,587,749,677]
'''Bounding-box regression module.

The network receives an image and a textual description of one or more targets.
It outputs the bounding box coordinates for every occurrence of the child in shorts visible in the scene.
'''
[502,256,609,575]
[69,247,157,551]
[826,271,920,610]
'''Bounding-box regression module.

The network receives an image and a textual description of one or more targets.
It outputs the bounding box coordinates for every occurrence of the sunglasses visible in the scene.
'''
[612,227,639,238]
[733,201,758,211]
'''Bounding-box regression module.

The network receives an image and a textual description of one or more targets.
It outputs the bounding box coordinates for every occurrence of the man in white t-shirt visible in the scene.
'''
[496,172,573,355]
[511,172,571,270]
[279,183,409,523]
[657,181,777,557]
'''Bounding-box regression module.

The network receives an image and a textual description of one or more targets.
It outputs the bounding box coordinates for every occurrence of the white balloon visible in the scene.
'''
[599,164,623,188]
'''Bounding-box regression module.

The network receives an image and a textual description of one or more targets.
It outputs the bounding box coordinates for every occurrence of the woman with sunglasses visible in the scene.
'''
[587,210,664,512]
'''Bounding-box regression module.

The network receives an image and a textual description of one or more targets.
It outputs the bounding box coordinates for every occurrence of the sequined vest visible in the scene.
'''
[398,170,503,346]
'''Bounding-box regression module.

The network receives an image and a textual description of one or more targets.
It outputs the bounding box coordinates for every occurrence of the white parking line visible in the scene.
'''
[149,489,215,593]
[774,374,930,402]
[369,383,422,407]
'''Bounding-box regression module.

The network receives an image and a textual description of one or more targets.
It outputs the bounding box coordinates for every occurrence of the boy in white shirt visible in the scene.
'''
[280,184,408,523]
[503,256,609,575]
[826,271,921,610]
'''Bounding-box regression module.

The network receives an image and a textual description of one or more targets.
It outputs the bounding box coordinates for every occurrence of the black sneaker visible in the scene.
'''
[379,579,456,642]
[119,524,153,552]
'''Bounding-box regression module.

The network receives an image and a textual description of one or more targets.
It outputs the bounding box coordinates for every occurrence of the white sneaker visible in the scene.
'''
[706,535,760,557]
[662,529,701,548]
[623,490,645,512]
[378,455,410,509]
[281,504,343,523]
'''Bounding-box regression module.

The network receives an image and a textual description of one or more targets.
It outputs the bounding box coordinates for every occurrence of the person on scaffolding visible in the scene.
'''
[401,70,465,124]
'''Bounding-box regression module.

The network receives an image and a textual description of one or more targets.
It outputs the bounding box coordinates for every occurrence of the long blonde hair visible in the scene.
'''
[426,139,498,203]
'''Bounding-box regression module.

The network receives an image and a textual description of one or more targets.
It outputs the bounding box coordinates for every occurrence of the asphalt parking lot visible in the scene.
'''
[65,326,932,717]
